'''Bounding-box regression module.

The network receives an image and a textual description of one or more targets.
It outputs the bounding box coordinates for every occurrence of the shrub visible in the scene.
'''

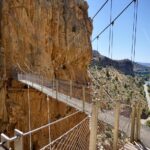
[115,76,118,81]
[106,70,110,78]
[146,120,150,127]
[124,83,127,88]
[148,85,150,93]
[148,109,150,116]
[141,109,149,119]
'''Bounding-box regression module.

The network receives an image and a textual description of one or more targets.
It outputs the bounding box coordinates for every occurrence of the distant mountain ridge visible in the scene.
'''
[133,62,150,74]
[91,50,150,76]
[137,62,150,67]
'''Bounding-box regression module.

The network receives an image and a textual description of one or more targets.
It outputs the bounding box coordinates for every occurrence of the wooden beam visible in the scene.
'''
[89,101,99,150]
[113,101,120,150]
[130,103,136,142]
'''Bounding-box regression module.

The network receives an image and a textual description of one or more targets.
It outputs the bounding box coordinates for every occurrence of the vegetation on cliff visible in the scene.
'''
[148,85,150,96]
[89,66,146,108]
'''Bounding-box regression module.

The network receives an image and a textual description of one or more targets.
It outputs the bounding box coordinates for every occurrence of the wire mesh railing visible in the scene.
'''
[1,72,149,150]
[0,110,88,150]
[41,116,89,150]
[17,73,92,104]
[0,97,148,149]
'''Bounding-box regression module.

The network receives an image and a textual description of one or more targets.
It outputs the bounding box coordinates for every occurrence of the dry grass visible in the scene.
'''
[89,66,146,108]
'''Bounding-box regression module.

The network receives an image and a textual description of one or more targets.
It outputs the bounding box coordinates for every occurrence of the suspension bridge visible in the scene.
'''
[0,73,150,150]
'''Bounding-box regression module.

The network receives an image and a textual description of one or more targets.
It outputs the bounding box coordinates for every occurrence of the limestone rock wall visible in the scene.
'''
[1,0,92,82]
[0,0,92,149]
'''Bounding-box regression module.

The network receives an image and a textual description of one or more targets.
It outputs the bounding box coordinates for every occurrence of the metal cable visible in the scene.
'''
[92,0,109,20]
[131,1,136,62]
[27,85,32,150]
[108,0,113,58]
[133,0,138,62]
[92,0,135,42]
[40,116,88,150]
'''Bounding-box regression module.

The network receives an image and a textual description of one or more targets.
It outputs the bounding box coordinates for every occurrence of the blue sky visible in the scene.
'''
[87,0,150,63]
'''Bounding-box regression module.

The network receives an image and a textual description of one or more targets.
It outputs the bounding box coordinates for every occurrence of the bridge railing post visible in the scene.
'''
[1,134,10,149]
[89,101,99,150]
[14,129,23,150]
[56,80,58,99]
[113,101,120,150]
[135,102,141,142]
[130,102,136,143]
[70,80,72,99]
[41,76,44,92]
[52,78,55,90]
[82,86,85,112]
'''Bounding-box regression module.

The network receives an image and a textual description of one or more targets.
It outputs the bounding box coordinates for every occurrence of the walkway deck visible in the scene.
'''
[121,142,150,150]
[19,79,150,148]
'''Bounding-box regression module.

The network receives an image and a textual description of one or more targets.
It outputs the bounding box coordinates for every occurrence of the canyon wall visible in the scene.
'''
[1,0,92,81]
[0,0,92,149]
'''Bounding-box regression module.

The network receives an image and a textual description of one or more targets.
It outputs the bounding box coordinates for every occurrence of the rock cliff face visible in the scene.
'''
[1,0,92,81]
[0,0,92,149]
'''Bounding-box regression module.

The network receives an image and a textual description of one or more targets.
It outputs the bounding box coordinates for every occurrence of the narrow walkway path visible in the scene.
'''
[121,142,150,150]
[19,79,150,148]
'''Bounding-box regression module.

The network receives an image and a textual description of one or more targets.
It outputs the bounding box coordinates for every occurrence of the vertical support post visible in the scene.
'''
[130,103,136,142]
[89,101,99,150]
[52,78,55,90]
[82,86,85,112]
[135,102,141,141]
[56,80,58,99]
[27,85,32,150]
[113,101,120,150]
[70,80,72,99]
[42,75,44,86]
[14,129,23,150]
[1,134,10,149]
[47,96,51,145]
[41,76,43,91]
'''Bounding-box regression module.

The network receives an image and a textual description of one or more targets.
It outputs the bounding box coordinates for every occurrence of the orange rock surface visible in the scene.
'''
[0,0,92,148]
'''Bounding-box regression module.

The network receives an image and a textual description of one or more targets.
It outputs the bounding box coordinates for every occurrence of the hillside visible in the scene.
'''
[92,50,134,76]
[134,62,150,77]
[89,66,147,109]
[90,50,147,108]
[92,50,150,78]
[138,63,150,67]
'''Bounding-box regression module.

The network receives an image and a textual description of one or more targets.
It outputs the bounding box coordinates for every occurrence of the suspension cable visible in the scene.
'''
[131,1,136,62]
[133,0,138,62]
[131,0,138,63]
[92,0,135,42]
[92,0,109,20]
[27,85,32,150]
[96,36,99,52]
[47,95,51,149]
[108,0,113,58]
[111,23,114,59]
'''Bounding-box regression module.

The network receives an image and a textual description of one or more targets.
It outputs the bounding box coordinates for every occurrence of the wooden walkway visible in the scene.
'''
[121,142,150,150]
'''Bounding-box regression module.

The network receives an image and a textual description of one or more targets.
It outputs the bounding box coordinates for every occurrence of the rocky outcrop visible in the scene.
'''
[92,50,134,76]
[1,0,92,82]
